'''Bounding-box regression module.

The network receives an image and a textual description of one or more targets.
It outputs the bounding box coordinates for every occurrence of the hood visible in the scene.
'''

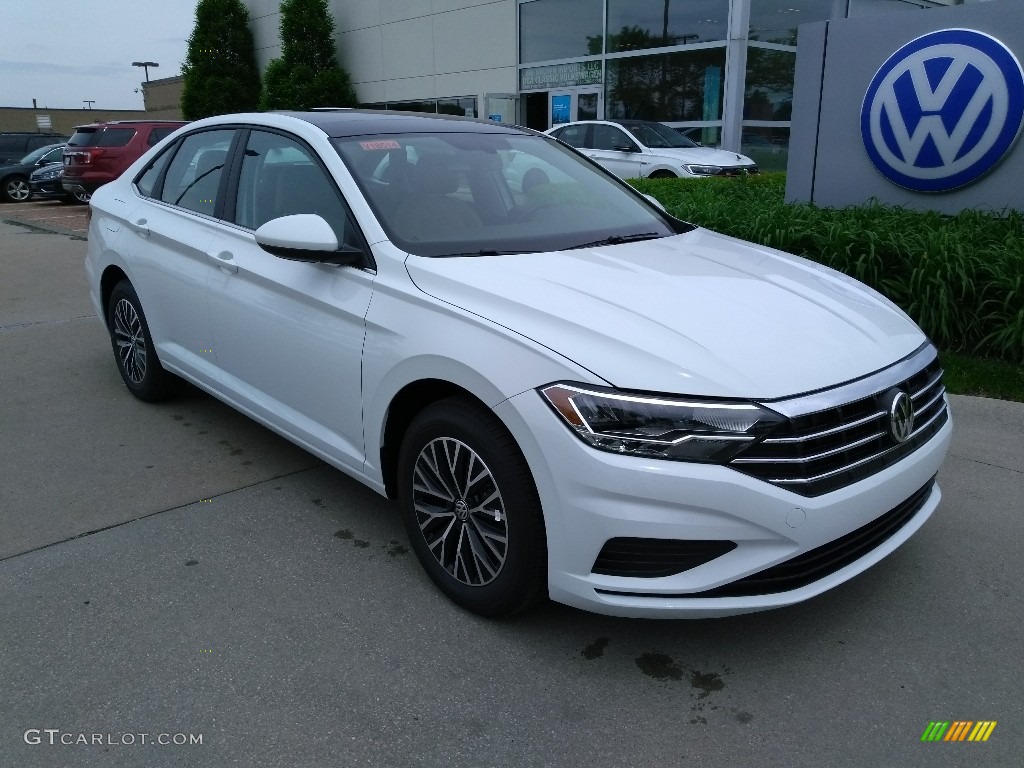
[649,146,754,167]
[404,228,925,399]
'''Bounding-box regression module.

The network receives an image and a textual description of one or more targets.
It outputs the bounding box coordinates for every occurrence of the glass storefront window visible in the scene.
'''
[744,48,795,120]
[748,0,841,45]
[741,126,789,173]
[437,98,477,117]
[360,98,478,118]
[606,0,729,53]
[520,0,604,63]
[675,125,722,148]
[606,48,726,122]
[848,0,930,17]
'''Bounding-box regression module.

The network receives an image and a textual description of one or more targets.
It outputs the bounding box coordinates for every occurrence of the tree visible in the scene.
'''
[181,0,262,120]
[259,0,358,111]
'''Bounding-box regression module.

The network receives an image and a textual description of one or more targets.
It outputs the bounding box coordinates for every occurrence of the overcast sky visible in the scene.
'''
[2,1,201,111]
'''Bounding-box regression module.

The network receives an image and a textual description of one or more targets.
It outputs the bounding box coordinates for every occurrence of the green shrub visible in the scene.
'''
[630,174,1024,365]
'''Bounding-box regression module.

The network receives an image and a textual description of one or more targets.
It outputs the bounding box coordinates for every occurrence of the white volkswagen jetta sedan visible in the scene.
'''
[85,111,951,618]
[546,119,757,179]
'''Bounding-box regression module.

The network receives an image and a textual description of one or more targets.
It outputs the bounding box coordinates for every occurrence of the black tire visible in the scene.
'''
[73,190,91,204]
[648,170,677,179]
[397,397,547,617]
[2,175,31,203]
[107,280,183,402]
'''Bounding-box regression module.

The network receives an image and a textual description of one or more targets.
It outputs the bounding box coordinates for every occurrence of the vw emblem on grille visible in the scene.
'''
[454,499,470,521]
[861,29,1024,192]
[889,391,915,444]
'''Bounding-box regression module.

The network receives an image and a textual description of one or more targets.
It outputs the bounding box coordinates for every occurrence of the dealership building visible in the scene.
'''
[245,0,996,168]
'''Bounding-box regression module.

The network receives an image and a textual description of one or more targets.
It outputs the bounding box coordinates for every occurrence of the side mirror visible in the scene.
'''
[255,214,362,266]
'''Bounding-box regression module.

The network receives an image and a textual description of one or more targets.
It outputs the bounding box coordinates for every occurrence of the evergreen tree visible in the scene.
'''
[181,0,261,119]
[259,0,358,111]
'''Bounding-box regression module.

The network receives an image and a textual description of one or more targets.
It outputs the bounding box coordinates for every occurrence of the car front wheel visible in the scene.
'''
[397,397,547,617]
[2,176,30,203]
[107,280,183,402]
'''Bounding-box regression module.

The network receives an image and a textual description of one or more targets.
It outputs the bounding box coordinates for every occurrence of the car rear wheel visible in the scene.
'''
[107,280,183,402]
[397,397,547,617]
[72,190,91,204]
[2,176,30,203]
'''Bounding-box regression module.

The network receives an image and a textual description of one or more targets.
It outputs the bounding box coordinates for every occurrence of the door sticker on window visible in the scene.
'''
[360,140,402,150]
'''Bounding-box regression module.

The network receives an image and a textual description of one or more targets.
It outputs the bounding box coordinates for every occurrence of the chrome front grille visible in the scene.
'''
[731,345,949,497]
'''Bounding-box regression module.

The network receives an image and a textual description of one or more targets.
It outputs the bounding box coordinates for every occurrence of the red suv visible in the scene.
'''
[62,120,185,200]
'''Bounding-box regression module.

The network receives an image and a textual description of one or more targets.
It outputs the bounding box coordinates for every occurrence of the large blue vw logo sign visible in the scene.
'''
[861,29,1024,192]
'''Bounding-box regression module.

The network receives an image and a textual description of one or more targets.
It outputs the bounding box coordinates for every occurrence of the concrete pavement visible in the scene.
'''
[1,214,1021,767]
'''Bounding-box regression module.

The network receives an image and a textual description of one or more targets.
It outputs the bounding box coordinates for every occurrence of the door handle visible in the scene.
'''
[210,249,237,274]
[131,218,150,238]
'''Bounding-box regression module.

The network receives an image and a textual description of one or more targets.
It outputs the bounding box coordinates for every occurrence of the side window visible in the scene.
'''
[592,125,637,152]
[159,129,235,216]
[135,146,176,198]
[556,125,588,148]
[41,147,64,164]
[234,130,353,245]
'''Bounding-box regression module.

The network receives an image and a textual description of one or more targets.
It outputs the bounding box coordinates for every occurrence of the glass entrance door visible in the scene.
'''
[549,88,603,128]
[577,88,600,121]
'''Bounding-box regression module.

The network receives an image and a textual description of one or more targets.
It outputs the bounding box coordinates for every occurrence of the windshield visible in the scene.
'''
[20,145,56,164]
[625,123,699,149]
[333,132,689,257]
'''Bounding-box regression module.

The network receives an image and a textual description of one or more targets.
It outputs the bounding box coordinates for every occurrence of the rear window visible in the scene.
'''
[97,128,137,147]
[67,129,98,147]
[68,127,136,148]
[0,135,27,153]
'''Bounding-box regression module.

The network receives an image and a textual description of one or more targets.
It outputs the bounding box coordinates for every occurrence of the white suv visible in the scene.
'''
[547,119,757,179]
[85,111,950,618]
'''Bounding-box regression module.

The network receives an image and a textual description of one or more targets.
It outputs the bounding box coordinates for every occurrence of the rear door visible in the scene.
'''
[119,127,238,389]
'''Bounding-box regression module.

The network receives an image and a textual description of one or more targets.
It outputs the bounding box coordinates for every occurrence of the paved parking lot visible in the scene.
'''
[1,198,88,238]
[1,213,1022,767]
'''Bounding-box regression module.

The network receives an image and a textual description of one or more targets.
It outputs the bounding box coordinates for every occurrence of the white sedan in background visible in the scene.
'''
[85,110,949,619]
[547,119,758,179]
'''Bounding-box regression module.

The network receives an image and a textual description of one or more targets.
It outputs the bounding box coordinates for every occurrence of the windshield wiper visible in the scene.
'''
[566,232,664,250]
[439,249,543,257]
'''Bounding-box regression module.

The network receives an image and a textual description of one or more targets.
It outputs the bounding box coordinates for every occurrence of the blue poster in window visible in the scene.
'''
[703,66,721,122]
[551,95,571,125]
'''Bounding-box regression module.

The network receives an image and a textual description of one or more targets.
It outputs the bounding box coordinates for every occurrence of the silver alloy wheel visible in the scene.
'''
[73,190,91,204]
[6,178,30,202]
[113,298,147,384]
[412,437,509,586]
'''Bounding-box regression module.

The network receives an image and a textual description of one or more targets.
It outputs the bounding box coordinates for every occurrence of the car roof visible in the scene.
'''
[271,110,531,138]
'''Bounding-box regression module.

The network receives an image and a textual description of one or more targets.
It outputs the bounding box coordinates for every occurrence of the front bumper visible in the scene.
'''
[496,387,952,618]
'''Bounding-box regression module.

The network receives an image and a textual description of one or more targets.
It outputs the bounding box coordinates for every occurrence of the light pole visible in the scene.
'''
[83,100,95,109]
[132,61,159,82]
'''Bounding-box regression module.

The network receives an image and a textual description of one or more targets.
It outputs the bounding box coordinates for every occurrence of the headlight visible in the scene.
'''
[540,383,783,463]
[683,164,721,176]
[35,166,62,180]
